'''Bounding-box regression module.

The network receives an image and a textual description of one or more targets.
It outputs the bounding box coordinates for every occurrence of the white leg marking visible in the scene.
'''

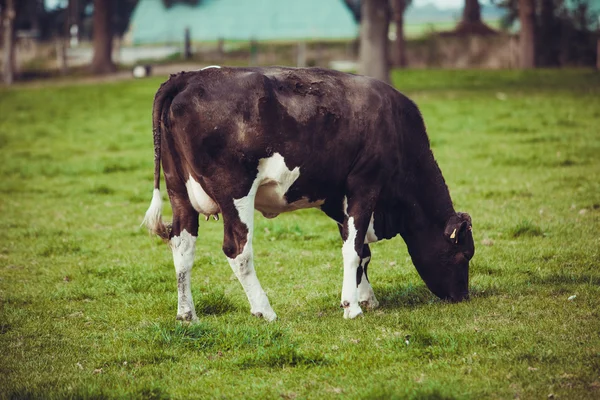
[229,190,277,321]
[171,229,197,321]
[341,217,363,319]
[227,152,327,321]
[357,256,379,309]
[365,213,378,243]
[200,65,221,70]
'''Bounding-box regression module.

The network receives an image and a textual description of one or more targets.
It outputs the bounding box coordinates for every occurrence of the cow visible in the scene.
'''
[143,66,474,322]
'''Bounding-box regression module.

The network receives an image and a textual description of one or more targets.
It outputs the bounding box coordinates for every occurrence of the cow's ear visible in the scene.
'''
[444,213,472,244]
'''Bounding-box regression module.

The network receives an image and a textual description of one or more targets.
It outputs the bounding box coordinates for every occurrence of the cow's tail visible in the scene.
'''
[142,73,188,240]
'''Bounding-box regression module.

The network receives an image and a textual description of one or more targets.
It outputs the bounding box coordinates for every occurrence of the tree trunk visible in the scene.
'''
[359,0,390,83]
[452,0,496,35]
[463,0,482,23]
[391,0,407,67]
[537,0,558,66]
[2,0,16,85]
[90,0,116,75]
[518,0,536,68]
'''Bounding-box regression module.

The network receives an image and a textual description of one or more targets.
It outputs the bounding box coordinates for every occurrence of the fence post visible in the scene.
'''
[56,37,68,75]
[296,41,307,67]
[217,37,224,61]
[249,39,258,66]
[184,27,192,60]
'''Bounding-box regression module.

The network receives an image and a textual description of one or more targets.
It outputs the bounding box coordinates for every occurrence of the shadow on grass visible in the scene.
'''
[376,284,436,308]
[365,386,459,400]
[507,220,544,238]
[145,320,288,352]
[195,290,237,316]
[5,387,113,400]
[376,282,499,309]
[137,386,170,400]
[236,343,329,369]
[527,272,600,286]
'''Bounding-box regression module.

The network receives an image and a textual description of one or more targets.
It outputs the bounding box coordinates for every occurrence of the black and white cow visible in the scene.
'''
[143,66,474,322]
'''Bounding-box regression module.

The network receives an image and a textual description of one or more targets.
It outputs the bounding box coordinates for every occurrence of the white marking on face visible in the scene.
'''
[200,65,221,70]
[185,175,220,216]
[171,229,197,321]
[341,216,363,319]
[365,213,378,243]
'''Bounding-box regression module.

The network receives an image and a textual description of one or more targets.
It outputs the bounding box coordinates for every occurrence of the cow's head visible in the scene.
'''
[406,212,474,302]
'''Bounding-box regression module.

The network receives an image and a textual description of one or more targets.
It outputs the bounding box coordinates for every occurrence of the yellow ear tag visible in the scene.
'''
[450,228,457,239]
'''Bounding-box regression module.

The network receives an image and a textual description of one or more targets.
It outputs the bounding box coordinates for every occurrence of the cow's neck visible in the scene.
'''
[376,149,455,240]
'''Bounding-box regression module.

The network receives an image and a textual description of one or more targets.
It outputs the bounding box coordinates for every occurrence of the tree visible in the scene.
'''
[90,0,116,74]
[343,0,361,21]
[359,0,391,83]
[2,0,16,84]
[454,0,497,35]
[497,0,598,68]
[391,0,410,67]
[518,0,535,68]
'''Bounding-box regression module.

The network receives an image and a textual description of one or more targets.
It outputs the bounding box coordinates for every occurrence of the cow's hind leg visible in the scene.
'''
[170,201,199,322]
[357,244,379,309]
[220,193,276,321]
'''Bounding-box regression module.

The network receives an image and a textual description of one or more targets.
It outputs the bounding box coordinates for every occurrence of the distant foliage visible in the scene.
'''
[495,0,599,66]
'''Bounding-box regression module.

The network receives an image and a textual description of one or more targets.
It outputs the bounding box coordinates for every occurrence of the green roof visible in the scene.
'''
[129,0,359,44]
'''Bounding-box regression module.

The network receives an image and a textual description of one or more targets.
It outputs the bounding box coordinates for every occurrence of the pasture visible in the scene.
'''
[0,69,599,399]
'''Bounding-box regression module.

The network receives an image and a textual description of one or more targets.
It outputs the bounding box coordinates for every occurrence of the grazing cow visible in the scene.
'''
[143,66,474,322]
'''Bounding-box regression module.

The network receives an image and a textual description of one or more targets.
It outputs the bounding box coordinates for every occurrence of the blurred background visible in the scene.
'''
[1,0,599,84]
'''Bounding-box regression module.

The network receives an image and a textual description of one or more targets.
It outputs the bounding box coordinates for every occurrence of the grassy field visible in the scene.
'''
[0,69,599,399]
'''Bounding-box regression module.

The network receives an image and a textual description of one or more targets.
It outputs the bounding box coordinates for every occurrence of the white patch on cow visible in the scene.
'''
[171,229,198,321]
[229,187,277,321]
[341,217,363,319]
[142,188,164,235]
[185,175,220,216]
[357,256,379,309]
[365,213,378,243]
[201,65,221,70]
[343,196,349,217]
[227,153,328,321]
[254,153,323,216]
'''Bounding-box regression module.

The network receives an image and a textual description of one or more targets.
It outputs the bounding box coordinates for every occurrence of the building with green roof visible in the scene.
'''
[128,0,359,45]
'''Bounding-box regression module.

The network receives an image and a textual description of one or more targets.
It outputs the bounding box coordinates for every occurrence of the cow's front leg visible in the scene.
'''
[358,244,379,309]
[221,194,276,321]
[340,212,372,319]
[170,203,199,322]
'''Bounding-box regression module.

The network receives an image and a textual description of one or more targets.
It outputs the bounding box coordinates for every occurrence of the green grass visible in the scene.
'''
[1,69,599,399]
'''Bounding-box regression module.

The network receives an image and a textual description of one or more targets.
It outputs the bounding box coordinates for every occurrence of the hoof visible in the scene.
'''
[252,310,277,322]
[176,311,198,323]
[359,297,380,310]
[342,303,363,319]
